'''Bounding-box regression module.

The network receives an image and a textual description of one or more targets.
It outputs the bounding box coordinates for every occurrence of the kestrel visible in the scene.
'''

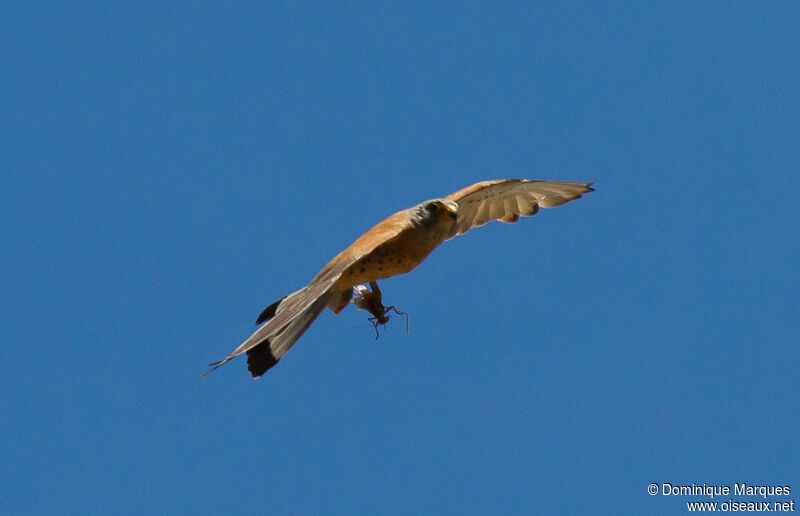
[202,179,593,378]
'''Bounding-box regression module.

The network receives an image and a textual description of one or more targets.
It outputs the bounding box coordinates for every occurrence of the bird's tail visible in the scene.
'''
[200,281,337,378]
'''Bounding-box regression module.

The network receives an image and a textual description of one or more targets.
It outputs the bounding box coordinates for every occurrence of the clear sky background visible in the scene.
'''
[2,2,798,515]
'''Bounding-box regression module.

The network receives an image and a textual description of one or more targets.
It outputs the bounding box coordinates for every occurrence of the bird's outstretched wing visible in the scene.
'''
[444,179,593,238]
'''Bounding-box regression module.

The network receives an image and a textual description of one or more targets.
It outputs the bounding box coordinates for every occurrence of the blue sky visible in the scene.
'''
[2,2,798,514]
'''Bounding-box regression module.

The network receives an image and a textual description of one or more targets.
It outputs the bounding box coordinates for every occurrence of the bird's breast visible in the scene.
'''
[337,223,446,288]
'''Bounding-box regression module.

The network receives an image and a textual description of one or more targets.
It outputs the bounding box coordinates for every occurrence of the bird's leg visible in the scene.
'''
[332,288,353,314]
[368,281,383,303]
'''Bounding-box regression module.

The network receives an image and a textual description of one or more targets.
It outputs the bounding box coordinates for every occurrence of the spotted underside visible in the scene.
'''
[338,230,439,287]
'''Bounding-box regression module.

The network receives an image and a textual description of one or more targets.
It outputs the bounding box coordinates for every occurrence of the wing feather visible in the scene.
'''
[444,179,593,237]
[502,196,521,222]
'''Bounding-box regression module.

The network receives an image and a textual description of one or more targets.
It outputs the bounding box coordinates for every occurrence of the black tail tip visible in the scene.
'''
[246,340,279,378]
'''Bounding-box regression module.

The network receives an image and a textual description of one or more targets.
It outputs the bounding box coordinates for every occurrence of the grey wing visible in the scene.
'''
[444,179,594,238]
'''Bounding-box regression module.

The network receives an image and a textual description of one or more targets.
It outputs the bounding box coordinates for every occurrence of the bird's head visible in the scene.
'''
[410,199,458,230]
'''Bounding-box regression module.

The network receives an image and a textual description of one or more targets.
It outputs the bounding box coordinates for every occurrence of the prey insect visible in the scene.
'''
[352,281,409,339]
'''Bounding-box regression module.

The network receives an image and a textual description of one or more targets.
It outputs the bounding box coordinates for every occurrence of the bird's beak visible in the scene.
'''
[445,202,458,220]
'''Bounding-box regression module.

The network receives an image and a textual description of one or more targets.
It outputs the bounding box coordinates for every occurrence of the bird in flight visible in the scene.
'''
[202,179,593,378]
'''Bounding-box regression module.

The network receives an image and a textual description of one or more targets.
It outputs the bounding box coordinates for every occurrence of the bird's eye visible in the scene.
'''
[426,202,440,212]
